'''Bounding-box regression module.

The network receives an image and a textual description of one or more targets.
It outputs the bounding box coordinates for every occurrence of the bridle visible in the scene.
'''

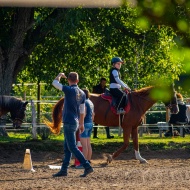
[3,114,24,123]
[11,106,26,124]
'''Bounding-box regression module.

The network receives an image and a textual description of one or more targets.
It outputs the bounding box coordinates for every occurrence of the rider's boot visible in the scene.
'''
[117,108,126,115]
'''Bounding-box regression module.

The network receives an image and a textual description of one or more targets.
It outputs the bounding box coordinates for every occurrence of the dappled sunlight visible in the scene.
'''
[150,87,171,102]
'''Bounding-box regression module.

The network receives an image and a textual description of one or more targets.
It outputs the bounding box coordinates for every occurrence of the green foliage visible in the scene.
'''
[14,6,183,96]
[146,103,166,124]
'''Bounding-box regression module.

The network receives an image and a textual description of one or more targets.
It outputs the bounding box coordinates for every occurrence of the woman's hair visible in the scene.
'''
[176,93,183,101]
[82,89,90,99]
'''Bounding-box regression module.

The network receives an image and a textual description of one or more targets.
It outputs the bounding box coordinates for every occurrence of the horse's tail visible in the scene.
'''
[44,98,64,135]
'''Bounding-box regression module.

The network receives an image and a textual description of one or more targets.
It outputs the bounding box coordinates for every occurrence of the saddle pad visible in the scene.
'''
[101,94,131,115]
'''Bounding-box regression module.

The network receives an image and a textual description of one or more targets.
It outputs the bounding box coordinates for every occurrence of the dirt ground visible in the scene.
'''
[1,148,190,190]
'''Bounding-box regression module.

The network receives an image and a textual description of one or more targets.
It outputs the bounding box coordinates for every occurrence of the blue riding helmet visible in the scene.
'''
[111,57,124,64]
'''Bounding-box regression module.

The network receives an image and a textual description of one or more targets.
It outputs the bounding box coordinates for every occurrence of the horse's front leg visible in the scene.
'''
[107,127,131,164]
[131,127,148,164]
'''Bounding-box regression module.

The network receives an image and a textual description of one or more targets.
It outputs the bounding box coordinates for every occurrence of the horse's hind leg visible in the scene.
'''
[107,127,131,164]
[131,127,148,163]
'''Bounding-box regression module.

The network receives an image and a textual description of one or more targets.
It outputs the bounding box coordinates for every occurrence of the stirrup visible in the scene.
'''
[117,108,126,115]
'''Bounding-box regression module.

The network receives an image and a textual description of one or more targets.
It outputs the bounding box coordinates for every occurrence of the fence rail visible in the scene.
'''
[139,123,190,137]
[1,99,190,139]
[1,122,190,139]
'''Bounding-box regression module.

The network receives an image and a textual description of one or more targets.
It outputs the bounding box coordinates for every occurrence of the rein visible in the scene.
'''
[134,92,177,113]
[135,93,153,103]
[131,92,154,114]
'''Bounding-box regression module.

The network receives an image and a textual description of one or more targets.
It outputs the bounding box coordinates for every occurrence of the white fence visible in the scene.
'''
[1,99,190,139]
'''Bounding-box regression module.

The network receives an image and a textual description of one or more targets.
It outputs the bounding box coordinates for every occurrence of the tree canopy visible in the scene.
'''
[0,5,189,96]
[16,7,183,92]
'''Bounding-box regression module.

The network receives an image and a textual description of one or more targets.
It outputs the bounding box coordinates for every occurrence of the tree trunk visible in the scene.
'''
[0,8,64,95]
[0,8,33,95]
[0,8,34,136]
[0,115,8,137]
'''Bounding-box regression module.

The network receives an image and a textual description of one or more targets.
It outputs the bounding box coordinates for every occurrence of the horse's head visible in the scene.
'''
[11,101,28,128]
[163,85,179,114]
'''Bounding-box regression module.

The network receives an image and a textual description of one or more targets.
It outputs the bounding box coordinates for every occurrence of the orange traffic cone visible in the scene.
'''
[23,149,35,172]
[74,130,83,166]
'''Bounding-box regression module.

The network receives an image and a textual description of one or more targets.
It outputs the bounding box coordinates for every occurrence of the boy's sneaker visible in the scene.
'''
[80,167,94,177]
[52,171,67,177]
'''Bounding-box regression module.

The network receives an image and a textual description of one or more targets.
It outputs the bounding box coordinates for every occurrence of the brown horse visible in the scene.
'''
[46,86,179,164]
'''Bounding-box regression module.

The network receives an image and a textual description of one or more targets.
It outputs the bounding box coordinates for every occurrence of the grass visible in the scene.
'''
[0,130,190,152]
[91,133,190,151]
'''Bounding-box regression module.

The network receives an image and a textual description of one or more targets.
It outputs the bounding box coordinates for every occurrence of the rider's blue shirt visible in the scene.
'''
[62,84,85,125]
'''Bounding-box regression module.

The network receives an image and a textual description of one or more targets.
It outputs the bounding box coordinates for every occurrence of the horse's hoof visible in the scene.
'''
[140,159,148,164]
[106,154,112,164]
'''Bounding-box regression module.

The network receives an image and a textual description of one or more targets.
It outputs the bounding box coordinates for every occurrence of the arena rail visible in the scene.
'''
[139,123,190,137]
[1,122,190,138]
[1,99,190,138]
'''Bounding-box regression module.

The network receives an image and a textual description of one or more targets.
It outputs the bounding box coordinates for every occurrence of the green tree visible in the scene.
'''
[16,7,182,94]
[0,6,186,96]
[137,0,190,47]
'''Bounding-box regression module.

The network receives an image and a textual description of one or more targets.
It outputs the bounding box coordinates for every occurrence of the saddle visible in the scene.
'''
[101,89,131,115]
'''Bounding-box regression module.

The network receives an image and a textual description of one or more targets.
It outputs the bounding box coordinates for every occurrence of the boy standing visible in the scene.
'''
[52,72,93,177]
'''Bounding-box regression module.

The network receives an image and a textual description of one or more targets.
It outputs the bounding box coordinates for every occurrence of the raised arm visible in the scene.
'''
[52,73,67,90]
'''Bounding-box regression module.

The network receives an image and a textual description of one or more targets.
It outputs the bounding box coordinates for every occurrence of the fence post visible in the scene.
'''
[138,115,146,137]
[139,125,143,137]
[118,126,122,136]
[31,100,37,139]
[157,122,169,137]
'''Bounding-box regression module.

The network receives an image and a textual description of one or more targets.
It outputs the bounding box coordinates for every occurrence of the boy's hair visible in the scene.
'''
[68,72,78,82]
[82,89,90,99]
[176,93,183,101]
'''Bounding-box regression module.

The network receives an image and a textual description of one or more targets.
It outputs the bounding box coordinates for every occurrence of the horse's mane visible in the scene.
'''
[0,96,23,110]
[45,97,64,135]
[132,86,154,96]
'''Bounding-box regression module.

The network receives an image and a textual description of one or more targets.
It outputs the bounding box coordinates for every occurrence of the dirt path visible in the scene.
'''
[0,149,190,190]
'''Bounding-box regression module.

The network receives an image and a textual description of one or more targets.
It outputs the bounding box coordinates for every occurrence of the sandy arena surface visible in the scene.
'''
[0,148,190,190]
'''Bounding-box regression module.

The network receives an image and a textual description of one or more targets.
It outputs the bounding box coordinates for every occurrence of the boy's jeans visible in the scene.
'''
[60,123,91,172]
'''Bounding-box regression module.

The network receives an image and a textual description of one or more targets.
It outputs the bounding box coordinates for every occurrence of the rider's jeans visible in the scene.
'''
[60,123,91,172]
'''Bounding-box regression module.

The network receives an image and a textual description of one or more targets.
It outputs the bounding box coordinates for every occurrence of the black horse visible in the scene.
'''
[0,96,28,128]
